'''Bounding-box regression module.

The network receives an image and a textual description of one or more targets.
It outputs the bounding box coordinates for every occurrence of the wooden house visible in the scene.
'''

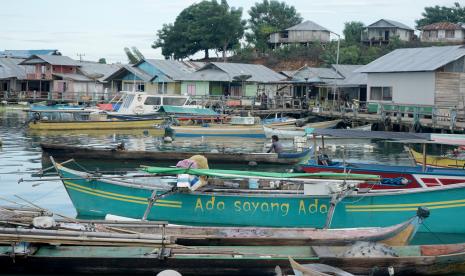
[177,62,286,97]
[269,20,331,47]
[362,19,414,44]
[420,22,465,43]
[358,45,465,113]
[104,59,203,94]
[18,55,121,101]
[0,57,36,96]
[284,65,367,107]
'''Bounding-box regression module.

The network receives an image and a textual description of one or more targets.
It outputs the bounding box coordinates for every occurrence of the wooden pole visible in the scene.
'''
[422,143,427,172]
[313,134,318,162]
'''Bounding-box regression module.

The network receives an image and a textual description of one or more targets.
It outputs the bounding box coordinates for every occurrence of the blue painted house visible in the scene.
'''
[105,59,204,94]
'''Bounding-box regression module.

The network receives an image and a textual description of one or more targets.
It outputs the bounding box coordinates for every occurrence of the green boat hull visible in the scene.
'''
[59,168,465,234]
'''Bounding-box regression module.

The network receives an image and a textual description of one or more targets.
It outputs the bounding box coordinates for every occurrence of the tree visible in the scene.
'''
[153,0,245,60]
[416,2,465,28]
[247,0,302,51]
[98,58,107,64]
[211,1,245,61]
[343,21,364,45]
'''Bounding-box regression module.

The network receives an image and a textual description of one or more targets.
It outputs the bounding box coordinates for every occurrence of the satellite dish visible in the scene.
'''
[233,74,252,81]
[86,73,105,80]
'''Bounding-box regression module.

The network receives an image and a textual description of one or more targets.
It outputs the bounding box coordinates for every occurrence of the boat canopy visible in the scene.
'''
[143,166,380,180]
[158,105,218,116]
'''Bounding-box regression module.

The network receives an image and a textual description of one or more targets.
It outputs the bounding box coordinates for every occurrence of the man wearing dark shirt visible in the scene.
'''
[267,135,283,153]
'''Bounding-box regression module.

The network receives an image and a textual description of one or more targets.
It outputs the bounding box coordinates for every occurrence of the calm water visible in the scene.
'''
[0,107,463,245]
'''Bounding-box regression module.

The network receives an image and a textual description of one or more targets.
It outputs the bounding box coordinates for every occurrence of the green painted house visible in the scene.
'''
[178,62,285,97]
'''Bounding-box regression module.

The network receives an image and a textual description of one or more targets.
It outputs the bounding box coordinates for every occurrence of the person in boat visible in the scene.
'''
[452,145,465,158]
[267,135,283,154]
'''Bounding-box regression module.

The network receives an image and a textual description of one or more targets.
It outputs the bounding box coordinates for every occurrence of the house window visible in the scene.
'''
[430,31,438,38]
[370,86,392,101]
[446,30,455,38]
[137,83,145,92]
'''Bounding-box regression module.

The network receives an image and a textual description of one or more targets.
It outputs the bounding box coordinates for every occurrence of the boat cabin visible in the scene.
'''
[112,91,202,115]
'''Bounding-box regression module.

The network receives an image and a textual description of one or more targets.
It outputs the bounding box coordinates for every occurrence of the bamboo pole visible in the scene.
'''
[422,143,427,172]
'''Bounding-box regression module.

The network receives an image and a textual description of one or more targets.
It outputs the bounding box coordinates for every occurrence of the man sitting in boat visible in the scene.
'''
[176,155,209,191]
[267,135,283,153]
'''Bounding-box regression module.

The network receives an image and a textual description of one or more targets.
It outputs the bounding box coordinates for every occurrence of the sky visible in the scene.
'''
[0,0,459,63]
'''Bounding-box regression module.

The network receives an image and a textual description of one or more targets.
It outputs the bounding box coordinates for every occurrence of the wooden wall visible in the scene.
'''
[435,72,465,109]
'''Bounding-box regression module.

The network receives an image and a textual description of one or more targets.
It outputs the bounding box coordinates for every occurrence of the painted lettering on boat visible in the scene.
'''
[298,199,328,214]
[194,197,328,216]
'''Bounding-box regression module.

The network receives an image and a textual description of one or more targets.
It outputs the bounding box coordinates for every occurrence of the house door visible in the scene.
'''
[187,84,196,95]
[359,87,367,102]
[384,31,389,41]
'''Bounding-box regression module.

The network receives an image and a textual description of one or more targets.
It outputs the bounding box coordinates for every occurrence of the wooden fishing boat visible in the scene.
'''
[52,161,465,234]
[26,110,165,130]
[263,120,341,139]
[409,147,465,169]
[289,257,354,276]
[40,143,312,165]
[2,240,465,275]
[301,128,465,190]
[172,124,265,138]
[29,118,164,130]
[0,210,424,247]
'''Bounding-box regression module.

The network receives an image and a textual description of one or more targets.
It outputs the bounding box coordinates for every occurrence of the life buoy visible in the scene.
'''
[133,105,144,114]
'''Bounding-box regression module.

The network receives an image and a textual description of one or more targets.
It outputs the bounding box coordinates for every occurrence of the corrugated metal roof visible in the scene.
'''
[0,57,35,80]
[286,20,330,32]
[104,65,153,82]
[20,55,80,66]
[368,19,413,30]
[125,66,153,82]
[291,66,342,82]
[331,64,367,86]
[279,70,296,78]
[421,22,465,30]
[0,49,59,58]
[78,62,122,82]
[357,45,465,73]
[53,73,92,81]
[143,59,204,80]
[179,62,284,83]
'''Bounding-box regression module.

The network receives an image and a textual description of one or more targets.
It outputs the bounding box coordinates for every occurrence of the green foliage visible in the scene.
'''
[98,58,107,64]
[343,21,364,44]
[153,0,245,60]
[416,2,465,28]
[247,0,302,51]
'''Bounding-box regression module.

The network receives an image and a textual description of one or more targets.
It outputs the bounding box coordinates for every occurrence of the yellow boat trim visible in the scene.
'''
[65,185,147,205]
[64,182,181,208]
[64,181,181,205]
[346,198,465,209]
[347,202,465,212]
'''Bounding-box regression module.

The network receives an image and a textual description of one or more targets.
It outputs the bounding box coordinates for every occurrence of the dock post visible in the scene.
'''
[422,143,427,172]
[432,106,437,128]
[450,107,457,131]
